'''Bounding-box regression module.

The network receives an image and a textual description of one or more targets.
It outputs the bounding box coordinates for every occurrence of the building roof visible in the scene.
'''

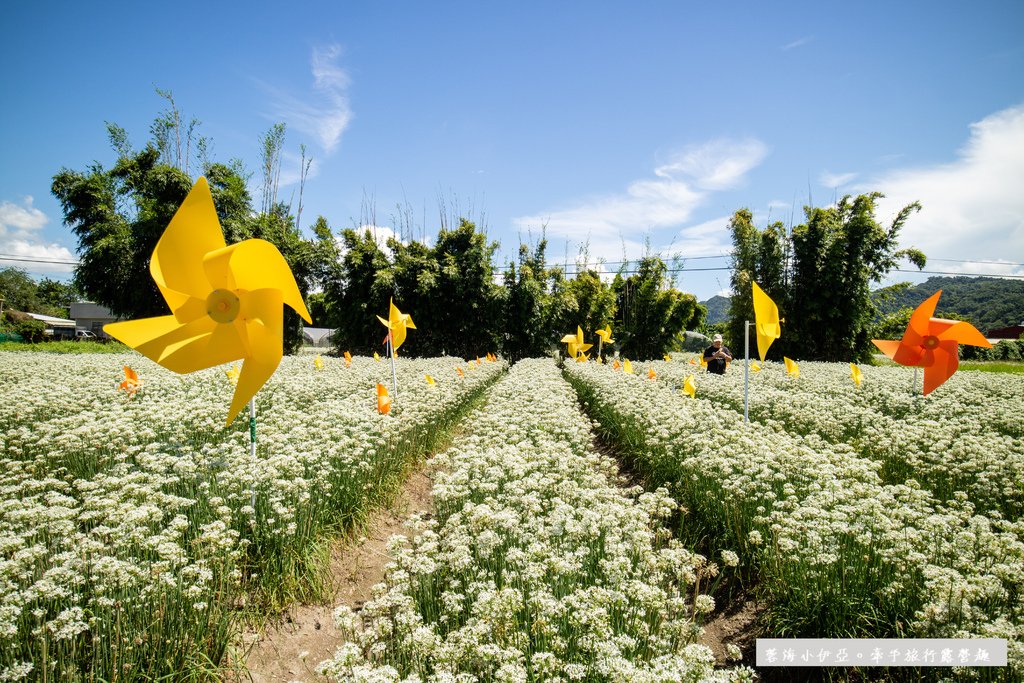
[303,327,335,344]
[26,312,76,327]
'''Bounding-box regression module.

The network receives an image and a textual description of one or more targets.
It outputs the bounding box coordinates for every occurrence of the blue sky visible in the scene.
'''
[2,1,1023,302]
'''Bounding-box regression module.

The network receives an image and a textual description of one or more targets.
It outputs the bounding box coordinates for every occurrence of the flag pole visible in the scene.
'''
[744,321,751,424]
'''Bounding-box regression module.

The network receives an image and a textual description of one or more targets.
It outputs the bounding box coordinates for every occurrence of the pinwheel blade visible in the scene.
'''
[922,341,960,395]
[203,239,312,324]
[683,374,696,398]
[871,339,901,360]
[226,289,284,426]
[939,320,992,349]
[158,318,247,374]
[905,290,942,345]
[151,177,227,312]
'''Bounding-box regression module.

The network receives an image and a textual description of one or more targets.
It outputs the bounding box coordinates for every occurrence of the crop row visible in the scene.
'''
[564,361,1024,679]
[321,359,754,682]
[642,358,1024,520]
[0,352,503,681]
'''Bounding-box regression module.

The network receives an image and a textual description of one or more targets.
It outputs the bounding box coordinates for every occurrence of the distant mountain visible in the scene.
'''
[872,276,1024,333]
[701,277,1023,334]
[701,295,731,325]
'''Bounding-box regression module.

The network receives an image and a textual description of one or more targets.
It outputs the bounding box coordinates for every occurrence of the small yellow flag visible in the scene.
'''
[314,355,324,370]
[374,352,381,362]
[683,374,696,398]
[784,356,800,378]
[623,359,633,374]
[849,363,862,387]
[425,374,436,385]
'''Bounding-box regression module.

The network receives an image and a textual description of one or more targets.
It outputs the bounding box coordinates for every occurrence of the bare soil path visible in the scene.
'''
[235,468,434,682]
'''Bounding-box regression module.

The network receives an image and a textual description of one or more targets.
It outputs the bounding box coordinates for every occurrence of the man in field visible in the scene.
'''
[703,333,732,374]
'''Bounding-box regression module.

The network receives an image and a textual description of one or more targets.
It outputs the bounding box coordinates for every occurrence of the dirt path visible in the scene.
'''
[235,468,435,682]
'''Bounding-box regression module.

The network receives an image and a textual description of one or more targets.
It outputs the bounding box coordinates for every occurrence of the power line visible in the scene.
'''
[0,254,79,265]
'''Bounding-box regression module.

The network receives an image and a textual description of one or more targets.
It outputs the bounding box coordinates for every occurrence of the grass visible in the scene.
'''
[872,354,1024,374]
[0,339,128,353]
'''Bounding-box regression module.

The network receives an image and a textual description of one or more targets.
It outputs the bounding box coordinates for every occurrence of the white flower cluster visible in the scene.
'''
[321,359,753,682]
[565,359,1024,676]
[649,358,1024,519]
[0,351,503,680]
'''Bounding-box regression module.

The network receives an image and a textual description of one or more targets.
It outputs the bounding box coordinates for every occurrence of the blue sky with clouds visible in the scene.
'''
[2,1,1022,302]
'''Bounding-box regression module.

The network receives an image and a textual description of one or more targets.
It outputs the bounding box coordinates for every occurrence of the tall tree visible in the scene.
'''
[727,209,788,357]
[727,194,924,362]
[613,256,704,360]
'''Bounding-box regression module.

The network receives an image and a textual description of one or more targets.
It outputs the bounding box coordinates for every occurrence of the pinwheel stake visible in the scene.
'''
[377,299,415,399]
[743,320,752,423]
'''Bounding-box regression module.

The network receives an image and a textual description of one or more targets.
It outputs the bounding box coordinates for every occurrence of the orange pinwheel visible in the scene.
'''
[872,290,991,395]
[119,366,142,397]
[647,367,657,380]
[344,351,352,368]
[456,367,465,378]
[688,357,698,366]
[613,359,621,370]
[376,383,391,414]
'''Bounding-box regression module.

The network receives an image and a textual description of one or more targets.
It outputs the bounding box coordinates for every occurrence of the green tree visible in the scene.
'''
[613,256,704,360]
[549,269,617,356]
[727,210,788,358]
[326,228,394,355]
[35,278,81,316]
[727,194,925,363]
[787,194,924,361]
[503,240,559,360]
[0,267,43,314]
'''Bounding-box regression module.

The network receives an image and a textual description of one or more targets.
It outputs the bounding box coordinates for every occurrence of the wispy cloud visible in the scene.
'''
[869,104,1024,278]
[264,44,353,156]
[782,36,813,51]
[819,170,858,188]
[513,138,768,263]
[0,196,76,273]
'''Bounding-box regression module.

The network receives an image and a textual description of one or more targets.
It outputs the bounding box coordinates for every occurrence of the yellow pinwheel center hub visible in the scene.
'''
[922,335,939,350]
[207,289,240,323]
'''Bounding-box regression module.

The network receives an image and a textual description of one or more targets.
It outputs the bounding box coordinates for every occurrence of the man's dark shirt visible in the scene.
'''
[703,345,730,374]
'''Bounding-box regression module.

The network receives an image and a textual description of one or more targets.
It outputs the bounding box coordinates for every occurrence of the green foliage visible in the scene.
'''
[727,194,924,363]
[613,256,704,360]
[325,220,502,358]
[0,339,128,353]
[872,276,1024,333]
[52,104,316,355]
[1,268,50,315]
[727,210,788,355]
[961,339,1024,362]
[503,241,559,360]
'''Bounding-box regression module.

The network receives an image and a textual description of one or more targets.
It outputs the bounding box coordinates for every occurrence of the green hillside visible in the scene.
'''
[872,276,1024,333]
[702,276,1023,334]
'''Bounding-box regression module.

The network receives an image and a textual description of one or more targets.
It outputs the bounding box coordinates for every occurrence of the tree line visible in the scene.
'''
[45,92,928,362]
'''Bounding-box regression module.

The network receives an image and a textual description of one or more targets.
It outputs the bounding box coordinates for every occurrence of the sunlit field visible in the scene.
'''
[2,350,1021,681]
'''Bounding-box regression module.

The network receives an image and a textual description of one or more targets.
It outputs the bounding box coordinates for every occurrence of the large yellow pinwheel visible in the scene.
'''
[103,177,312,426]
[752,281,782,361]
[377,299,416,351]
[561,326,592,359]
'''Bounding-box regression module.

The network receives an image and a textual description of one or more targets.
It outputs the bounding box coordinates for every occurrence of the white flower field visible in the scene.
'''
[2,351,1022,681]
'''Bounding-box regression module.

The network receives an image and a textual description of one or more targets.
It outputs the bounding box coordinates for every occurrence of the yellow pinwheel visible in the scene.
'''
[784,356,800,378]
[225,363,241,385]
[752,281,782,361]
[623,359,634,374]
[377,299,416,351]
[314,354,324,371]
[682,374,696,398]
[595,324,614,345]
[425,374,436,385]
[103,177,311,426]
[562,326,592,359]
[750,361,762,372]
[850,363,863,387]
[374,352,381,362]
[663,354,672,362]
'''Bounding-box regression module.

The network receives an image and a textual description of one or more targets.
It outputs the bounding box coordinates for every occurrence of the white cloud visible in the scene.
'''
[819,170,858,188]
[782,36,813,51]
[0,197,76,273]
[869,104,1024,278]
[265,44,353,155]
[0,196,48,237]
[513,138,768,264]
